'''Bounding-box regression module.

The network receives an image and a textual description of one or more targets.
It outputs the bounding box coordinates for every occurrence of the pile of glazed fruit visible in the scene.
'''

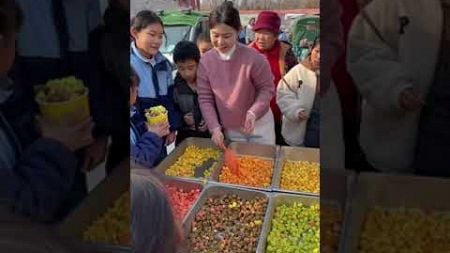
[219,156,274,188]
[267,203,320,253]
[36,76,86,103]
[280,161,320,193]
[83,192,130,245]
[359,207,450,253]
[188,194,268,253]
[321,204,343,253]
[165,145,221,178]
[166,186,201,222]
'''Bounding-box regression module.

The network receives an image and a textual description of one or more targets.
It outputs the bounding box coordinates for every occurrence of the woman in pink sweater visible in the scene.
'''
[197,1,275,148]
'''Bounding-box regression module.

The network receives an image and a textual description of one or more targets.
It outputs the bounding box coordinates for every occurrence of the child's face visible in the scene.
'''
[210,24,238,54]
[131,23,164,59]
[176,59,198,84]
[0,32,16,76]
[197,41,212,56]
[310,44,320,70]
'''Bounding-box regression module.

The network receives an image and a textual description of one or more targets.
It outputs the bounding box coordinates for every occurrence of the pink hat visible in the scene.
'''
[253,11,281,35]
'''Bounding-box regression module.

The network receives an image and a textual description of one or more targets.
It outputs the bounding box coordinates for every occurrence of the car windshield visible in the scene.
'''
[160,25,191,53]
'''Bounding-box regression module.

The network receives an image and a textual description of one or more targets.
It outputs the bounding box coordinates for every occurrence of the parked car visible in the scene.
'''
[291,15,320,61]
[157,9,209,64]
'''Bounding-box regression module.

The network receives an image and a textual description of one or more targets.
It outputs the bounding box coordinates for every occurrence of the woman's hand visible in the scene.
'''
[242,111,256,135]
[211,127,225,149]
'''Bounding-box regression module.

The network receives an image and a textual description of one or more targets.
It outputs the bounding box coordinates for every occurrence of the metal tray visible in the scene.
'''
[209,142,279,192]
[272,146,320,196]
[342,172,450,253]
[257,193,320,253]
[321,169,356,253]
[179,184,272,253]
[56,159,130,253]
[151,173,205,225]
[154,137,223,182]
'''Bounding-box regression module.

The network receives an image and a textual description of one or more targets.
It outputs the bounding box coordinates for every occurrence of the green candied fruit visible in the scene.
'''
[267,203,319,253]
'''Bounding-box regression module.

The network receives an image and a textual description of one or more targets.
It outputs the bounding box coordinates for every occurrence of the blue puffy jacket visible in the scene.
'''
[130,108,164,168]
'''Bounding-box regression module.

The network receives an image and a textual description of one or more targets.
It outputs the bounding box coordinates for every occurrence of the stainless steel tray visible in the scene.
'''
[151,173,205,225]
[321,169,356,253]
[257,193,320,253]
[180,184,272,253]
[272,146,320,196]
[209,142,279,192]
[342,172,450,253]
[56,159,130,253]
[154,137,223,182]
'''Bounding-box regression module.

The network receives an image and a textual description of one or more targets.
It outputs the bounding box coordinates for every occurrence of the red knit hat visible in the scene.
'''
[253,11,281,35]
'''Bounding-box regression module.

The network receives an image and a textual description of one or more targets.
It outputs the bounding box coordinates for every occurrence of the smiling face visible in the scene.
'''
[210,24,238,54]
[131,23,164,59]
[254,29,278,51]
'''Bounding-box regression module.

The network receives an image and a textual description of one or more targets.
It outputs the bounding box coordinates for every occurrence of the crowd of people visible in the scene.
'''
[129,2,321,169]
[129,2,321,253]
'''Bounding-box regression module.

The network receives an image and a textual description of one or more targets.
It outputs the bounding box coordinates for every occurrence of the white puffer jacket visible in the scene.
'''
[347,0,442,172]
[277,63,317,146]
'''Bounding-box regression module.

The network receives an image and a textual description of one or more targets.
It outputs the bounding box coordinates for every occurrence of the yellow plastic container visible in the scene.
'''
[145,106,168,125]
[36,88,90,125]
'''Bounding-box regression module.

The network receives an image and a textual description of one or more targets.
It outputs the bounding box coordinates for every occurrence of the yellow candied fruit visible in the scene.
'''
[82,192,130,245]
[359,207,450,253]
[165,145,221,178]
[280,160,320,193]
[219,156,274,188]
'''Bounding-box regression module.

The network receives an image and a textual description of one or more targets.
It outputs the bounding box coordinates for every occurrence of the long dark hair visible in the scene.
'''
[209,1,241,32]
[131,170,180,253]
[131,10,164,33]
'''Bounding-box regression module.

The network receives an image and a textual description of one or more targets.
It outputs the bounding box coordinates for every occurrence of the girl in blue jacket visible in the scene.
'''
[130,10,180,149]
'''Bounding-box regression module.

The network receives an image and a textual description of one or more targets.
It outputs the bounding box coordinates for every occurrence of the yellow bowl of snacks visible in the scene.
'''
[35,76,90,125]
[145,105,168,125]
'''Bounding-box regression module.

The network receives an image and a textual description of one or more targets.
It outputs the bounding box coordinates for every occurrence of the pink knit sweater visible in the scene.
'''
[197,43,275,131]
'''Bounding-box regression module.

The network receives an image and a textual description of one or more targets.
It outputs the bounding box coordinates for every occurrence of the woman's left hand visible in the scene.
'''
[165,131,177,145]
[242,111,256,135]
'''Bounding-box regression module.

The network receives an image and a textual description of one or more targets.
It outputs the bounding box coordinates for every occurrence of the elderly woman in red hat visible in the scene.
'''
[249,11,298,145]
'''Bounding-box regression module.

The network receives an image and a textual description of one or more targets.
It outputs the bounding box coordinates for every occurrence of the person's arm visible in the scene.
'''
[2,139,78,222]
[277,67,303,121]
[197,61,221,132]
[347,0,412,112]
[131,131,164,167]
[248,54,275,119]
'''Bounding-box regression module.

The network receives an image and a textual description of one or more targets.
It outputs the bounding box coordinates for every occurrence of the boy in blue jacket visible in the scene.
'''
[130,67,169,167]
[0,0,94,222]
